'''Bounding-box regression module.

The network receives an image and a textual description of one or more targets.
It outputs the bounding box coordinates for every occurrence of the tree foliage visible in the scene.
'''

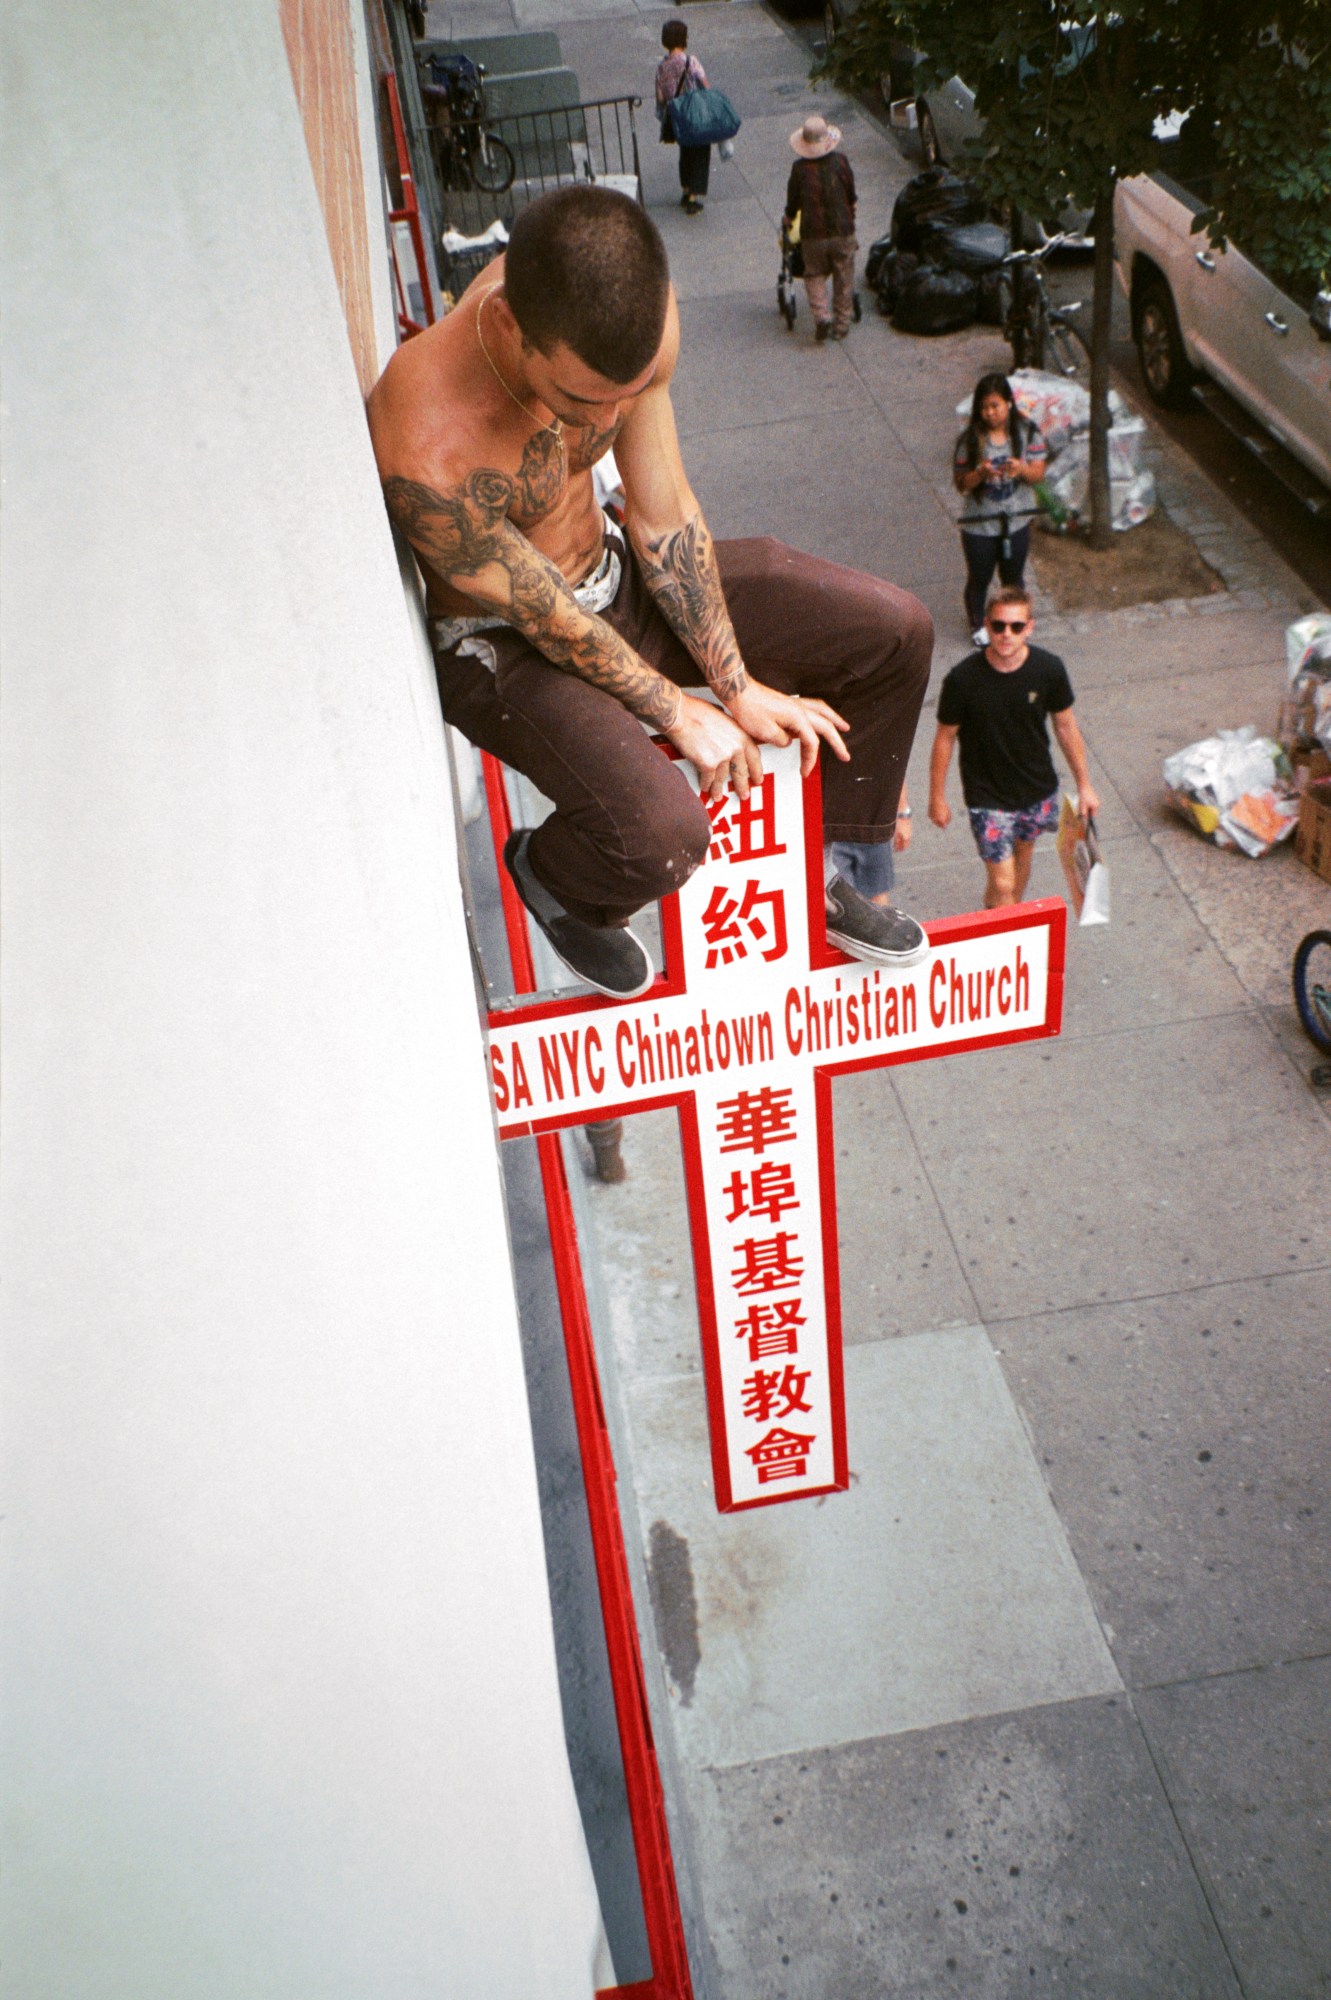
[825,0,1331,287]
[1203,25,1331,292]
[824,0,1330,542]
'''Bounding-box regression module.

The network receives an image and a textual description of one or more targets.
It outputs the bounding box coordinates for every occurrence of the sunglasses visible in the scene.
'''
[988,618,1029,634]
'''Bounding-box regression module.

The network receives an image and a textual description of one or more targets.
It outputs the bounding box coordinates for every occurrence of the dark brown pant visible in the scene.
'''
[435,535,932,928]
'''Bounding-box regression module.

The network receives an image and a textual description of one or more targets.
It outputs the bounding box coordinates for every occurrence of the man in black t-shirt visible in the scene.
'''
[928,584,1099,909]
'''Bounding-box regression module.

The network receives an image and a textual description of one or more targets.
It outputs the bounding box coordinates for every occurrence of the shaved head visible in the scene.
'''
[504,186,670,384]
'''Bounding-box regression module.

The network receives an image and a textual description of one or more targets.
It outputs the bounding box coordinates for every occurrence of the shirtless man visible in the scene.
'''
[368,185,932,997]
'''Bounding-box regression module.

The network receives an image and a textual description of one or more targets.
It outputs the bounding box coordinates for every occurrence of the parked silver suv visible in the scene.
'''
[1115,142,1331,505]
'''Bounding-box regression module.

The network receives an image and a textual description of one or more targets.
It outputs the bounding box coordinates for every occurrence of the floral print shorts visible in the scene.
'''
[967,789,1060,862]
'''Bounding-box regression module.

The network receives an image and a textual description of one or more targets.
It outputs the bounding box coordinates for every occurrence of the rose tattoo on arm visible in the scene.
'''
[381,469,682,730]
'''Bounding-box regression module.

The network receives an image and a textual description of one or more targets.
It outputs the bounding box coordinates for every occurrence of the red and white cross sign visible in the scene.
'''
[487,741,1066,1511]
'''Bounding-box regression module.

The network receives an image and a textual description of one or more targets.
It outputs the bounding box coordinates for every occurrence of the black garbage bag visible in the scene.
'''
[864,233,894,292]
[873,247,919,315]
[976,267,1011,326]
[890,168,987,254]
[892,264,979,335]
[919,219,1010,275]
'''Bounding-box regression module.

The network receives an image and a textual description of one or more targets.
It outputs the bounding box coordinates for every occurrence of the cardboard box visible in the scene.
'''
[1295,775,1331,883]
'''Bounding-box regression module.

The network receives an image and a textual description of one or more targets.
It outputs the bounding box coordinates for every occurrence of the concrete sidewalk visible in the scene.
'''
[440,1,1331,1990]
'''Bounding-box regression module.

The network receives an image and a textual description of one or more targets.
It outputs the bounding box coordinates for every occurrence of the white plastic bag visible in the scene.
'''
[1279,615,1331,754]
[440,218,509,256]
[1285,613,1331,682]
[1042,443,1156,530]
[1056,797,1110,924]
[1113,468,1157,530]
[1281,671,1331,755]
[1162,726,1299,854]
[1163,727,1279,808]
[1106,412,1147,479]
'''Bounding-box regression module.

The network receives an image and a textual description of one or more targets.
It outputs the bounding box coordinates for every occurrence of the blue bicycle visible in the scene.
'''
[1292,929,1331,1082]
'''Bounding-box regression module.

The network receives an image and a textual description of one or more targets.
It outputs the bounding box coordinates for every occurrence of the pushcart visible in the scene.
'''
[777,219,802,330]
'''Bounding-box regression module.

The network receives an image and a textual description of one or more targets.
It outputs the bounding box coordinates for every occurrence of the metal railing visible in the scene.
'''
[423,96,645,298]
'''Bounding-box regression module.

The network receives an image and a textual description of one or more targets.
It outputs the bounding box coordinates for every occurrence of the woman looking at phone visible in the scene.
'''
[953,372,1047,644]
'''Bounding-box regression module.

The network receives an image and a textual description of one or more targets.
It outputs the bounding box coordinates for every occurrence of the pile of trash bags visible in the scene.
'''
[1166,620,1331,860]
[951,371,1156,532]
[1163,727,1300,857]
[865,169,1012,334]
[865,169,1157,530]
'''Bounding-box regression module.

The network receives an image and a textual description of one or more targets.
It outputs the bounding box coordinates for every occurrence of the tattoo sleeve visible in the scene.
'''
[636,514,748,703]
[381,470,682,730]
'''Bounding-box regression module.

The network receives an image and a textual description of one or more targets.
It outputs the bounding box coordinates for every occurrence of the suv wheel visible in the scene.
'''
[1137,277,1194,409]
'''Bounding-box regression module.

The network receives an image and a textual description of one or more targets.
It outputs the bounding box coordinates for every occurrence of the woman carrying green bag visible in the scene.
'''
[656,20,710,216]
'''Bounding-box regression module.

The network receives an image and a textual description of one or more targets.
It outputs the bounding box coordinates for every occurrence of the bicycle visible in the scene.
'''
[422,53,515,195]
[1292,929,1331,1085]
[1002,234,1089,382]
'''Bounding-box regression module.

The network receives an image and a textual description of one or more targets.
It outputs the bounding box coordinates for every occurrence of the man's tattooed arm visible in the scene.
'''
[635,514,749,703]
[381,469,682,730]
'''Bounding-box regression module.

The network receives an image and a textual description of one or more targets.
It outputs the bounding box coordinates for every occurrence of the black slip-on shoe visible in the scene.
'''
[824,875,930,969]
[504,830,656,999]
[814,320,832,342]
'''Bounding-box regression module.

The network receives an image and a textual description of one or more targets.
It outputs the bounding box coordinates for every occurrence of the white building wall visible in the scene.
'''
[1,3,604,1993]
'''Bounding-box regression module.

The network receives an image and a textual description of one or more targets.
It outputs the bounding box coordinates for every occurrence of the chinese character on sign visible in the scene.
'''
[734,1298,807,1360]
[732,1231,804,1295]
[745,1426,816,1485]
[699,880,788,970]
[741,1365,813,1423]
[723,1161,800,1225]
[715,1087,799,1156]
[486,735,1066,1513]
[705,778,785,865]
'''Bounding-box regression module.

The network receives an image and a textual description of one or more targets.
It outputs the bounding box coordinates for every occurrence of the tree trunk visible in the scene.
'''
[1087,182,1116,549]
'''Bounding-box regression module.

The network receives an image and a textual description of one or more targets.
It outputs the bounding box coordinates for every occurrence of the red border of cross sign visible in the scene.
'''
[487,741,1066,1513]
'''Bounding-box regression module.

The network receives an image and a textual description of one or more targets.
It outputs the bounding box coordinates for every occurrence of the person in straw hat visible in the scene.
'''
[784,114,858,341]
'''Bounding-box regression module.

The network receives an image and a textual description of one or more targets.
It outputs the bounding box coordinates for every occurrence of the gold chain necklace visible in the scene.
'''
[475,286,564,453]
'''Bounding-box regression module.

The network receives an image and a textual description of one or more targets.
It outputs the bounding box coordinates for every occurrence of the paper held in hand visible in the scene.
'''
[1057,796,1110,926]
